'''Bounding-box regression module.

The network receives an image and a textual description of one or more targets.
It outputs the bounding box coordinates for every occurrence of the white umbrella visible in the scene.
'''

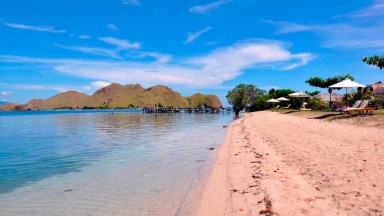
[276,97,290,101]
[329,78,366,94]
[288,91,310,98]
[266,99,280,103]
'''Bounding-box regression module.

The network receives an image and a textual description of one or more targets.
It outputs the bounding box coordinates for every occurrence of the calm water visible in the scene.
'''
[0,110,232,216]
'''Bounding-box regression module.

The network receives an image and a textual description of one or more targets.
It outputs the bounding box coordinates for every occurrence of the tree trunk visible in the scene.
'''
[234,109,240,116]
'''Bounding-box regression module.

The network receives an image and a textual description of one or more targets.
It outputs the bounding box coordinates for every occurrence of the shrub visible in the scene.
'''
[307,98,329,110]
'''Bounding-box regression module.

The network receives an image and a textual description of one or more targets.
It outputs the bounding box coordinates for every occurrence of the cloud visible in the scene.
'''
[184,27,213,44]
[189,0,232,15]
[90,81,111,89]
[2,91,12,96]
[99,37,141,49]
[349,0,384,18]
[266,1,384,50]
[0,40,313,88]
[0,82,69,92]
[107,24,119,32]
[78,35,91,39]
[264,20,313,34]
[55,44,121,59]
[1,21,66,34]
[134,52,172,63]
[121,0,140,6]
[268,21,384,49]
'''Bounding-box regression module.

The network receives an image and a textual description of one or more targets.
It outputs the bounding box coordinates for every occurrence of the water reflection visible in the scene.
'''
[0,112,232,196]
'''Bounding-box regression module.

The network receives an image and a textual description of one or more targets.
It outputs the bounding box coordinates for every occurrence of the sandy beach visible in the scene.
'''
[196,111,384,215]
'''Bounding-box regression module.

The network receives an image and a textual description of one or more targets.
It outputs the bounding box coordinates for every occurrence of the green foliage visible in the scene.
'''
[362,55,384,69]
[305,74,354,89]
[305,90,321,96]
[249,95,271,111]
[268,89,295,98]
[290,98,305,109]
[307,98,329,110]
[371,97,383,109]
[226,84,266,116]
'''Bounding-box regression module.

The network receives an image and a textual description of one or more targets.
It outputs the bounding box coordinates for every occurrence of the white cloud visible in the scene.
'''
[1,21,66,34]
[2,91,12,96]
[266,1,384,50]
[349,0,384,18]
[264,20,313,34]
[91,81,111,89]
[78,35,91,39]
[135,52,172,63]
[0,40,313,88]
[55,44,121,59]
[189,0,232,15]
[99,37,141,50]
[268,21,384,49]
[121,0,140,6]
[107,24,119,32]
[184,27,213,44]
[0,83,69,92]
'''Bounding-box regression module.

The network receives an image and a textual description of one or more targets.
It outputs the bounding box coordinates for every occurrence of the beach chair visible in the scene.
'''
[282,104,291,109]
[345,100,375,115]
[275,105,280,109]
[336,100,361,113]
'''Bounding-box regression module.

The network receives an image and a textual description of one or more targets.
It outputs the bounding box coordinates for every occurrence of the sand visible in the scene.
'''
[196,111,384,215]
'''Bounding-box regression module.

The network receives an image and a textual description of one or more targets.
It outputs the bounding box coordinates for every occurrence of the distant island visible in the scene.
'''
[0,83,222,111]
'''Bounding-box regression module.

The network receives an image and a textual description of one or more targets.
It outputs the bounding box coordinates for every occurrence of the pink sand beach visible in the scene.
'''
[196,111,384,215]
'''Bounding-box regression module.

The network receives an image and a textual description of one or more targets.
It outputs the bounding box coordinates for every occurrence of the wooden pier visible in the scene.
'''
[142,107,232,114]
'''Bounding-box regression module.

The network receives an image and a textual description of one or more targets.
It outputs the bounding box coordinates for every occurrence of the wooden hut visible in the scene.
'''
[368,82,384,99]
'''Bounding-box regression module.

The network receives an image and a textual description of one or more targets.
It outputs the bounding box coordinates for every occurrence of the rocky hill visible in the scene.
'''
[0,83,222,110]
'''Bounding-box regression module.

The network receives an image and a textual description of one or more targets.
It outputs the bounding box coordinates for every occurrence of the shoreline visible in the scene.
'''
[195,111,384,215]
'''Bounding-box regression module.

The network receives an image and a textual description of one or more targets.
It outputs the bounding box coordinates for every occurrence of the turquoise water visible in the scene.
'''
[0,110,232,215]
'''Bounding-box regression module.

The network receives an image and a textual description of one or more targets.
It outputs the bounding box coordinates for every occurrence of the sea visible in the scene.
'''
[0,110,233,216]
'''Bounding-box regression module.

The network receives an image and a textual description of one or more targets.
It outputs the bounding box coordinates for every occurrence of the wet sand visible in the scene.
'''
[196,111,384,215]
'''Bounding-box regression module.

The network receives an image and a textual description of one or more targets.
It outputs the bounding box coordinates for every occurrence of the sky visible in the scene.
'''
[0,0,383,106]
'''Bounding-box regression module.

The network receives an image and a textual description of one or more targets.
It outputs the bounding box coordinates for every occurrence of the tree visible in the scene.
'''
[226,84,265,116]
[305,74,354,107]
[305,90,321,96]
[362,55,384,69]
[268,89,295,99]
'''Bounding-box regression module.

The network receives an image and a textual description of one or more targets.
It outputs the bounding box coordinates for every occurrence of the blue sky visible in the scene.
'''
[0,0,383,106]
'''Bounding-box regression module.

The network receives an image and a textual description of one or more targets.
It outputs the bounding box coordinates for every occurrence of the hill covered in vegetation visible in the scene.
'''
[0,83,222,111]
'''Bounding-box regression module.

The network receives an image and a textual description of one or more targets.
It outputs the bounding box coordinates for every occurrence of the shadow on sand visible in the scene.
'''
[308,113,341,119]
[282,110,300,114]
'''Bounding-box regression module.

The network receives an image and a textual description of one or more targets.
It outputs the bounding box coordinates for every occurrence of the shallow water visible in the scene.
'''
[0,110,232,216]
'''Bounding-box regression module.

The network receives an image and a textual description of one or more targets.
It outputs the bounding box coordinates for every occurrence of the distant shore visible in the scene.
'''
[195,111,384,215]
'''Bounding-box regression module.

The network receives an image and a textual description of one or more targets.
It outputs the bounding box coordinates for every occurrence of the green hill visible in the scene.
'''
[0,83,222,110]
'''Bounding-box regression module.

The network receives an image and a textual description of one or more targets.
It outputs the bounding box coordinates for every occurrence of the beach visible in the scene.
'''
[196,111,384,215]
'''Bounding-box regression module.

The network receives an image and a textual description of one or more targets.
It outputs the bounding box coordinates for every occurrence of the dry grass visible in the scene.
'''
[270,108,384,128]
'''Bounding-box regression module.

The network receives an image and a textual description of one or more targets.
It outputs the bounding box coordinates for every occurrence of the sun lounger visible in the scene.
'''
[275,105,280,109]
[344,100,375,115]
[282,104,291,109]
[335,100,361,113]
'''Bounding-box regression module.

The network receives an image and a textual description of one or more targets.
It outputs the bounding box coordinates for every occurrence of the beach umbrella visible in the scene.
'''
[329,78,366,107]
[329,78,366,94]
[276,97,290,101]
[266,99,280,103]
[288,91,310,98]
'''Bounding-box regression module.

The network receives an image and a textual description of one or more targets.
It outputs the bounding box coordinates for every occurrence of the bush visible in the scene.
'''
[371,97,383,109]
[249,96,271,111]
[307,98,329,110]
